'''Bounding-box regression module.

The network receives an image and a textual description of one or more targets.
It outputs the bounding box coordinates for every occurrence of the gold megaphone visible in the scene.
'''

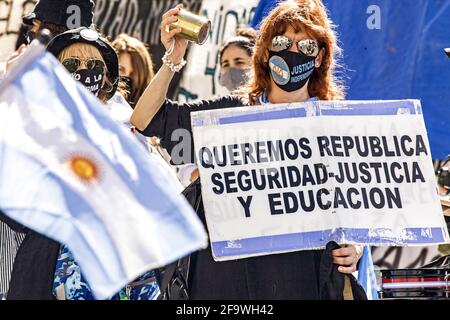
[169,9,211,45]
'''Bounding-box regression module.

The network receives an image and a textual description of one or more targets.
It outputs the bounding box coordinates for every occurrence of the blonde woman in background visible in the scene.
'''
[112,34,155,108]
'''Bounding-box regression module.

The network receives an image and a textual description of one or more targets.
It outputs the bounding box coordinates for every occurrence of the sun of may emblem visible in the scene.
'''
[69,155,99,182]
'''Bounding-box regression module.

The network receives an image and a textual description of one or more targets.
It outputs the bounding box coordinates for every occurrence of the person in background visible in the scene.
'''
[131,1,367,300]
[112,34,156,108]
[0,0,95,79]
[218,27,256,93]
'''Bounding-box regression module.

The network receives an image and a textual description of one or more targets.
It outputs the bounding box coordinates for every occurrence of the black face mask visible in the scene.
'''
[121,76,133,94]
[72,69,103,96]
[268,50,316,92]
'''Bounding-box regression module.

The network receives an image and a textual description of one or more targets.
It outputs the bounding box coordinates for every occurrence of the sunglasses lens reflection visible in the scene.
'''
[297,39,319,57]
[272,36,319,56]
[272,35,292,52]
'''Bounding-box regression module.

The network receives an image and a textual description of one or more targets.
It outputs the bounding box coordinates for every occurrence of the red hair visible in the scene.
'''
[248,0,345,104]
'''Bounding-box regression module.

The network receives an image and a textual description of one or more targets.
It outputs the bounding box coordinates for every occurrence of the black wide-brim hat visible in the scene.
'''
[47,27,119,101]
[23,0,95,28]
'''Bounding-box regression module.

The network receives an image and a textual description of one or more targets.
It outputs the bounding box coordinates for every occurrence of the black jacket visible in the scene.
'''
[1,212,59,300]
[182,180,367,300]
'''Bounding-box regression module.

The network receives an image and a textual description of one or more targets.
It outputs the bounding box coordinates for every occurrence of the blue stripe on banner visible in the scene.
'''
[216,102,419,126]
[211,227,445,257]
[219,108,309,125]
[320,104,418,116]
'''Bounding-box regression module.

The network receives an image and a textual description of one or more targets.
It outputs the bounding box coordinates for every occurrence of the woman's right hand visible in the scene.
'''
[161,4,189,65]
[131,4,188,131]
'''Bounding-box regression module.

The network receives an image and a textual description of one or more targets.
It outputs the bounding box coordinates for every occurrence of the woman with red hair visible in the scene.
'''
[131,1,365,299]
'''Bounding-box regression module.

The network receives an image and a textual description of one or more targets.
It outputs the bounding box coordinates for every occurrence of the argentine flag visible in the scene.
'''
[0,44,208,299]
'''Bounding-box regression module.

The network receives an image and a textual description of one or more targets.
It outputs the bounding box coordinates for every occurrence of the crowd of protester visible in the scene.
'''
[0,0,449,301]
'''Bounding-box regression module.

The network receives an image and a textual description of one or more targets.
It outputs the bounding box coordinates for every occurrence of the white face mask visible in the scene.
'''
[218,67,249,92]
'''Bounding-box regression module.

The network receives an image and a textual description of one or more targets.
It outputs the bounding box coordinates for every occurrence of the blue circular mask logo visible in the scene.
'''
[269,55,290,85]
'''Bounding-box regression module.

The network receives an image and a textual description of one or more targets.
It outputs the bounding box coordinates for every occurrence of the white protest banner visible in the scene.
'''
[177,0,258,102]
[191,100,450,261]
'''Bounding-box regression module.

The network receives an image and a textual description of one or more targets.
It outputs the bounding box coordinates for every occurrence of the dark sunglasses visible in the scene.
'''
[272,35,319,57]
[62,57,106,74]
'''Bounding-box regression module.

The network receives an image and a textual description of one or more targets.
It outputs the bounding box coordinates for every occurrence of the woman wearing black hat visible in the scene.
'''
[46,27,184,300]
[4,27,125,300]
[47,27,120,103]
[5,27,181,300]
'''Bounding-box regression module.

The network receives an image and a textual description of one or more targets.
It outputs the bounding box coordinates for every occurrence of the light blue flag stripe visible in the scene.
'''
[358,246,380,300]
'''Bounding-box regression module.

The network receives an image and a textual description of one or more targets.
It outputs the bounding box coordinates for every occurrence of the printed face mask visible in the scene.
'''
[218,67,248,92]
[268,50,316,92]
[72,69,103,96]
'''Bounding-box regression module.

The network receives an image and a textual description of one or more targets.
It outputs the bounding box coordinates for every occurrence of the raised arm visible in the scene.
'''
[131,4,189,131]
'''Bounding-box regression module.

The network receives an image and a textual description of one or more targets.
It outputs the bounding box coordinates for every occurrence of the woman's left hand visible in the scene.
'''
[331,245,363,274]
